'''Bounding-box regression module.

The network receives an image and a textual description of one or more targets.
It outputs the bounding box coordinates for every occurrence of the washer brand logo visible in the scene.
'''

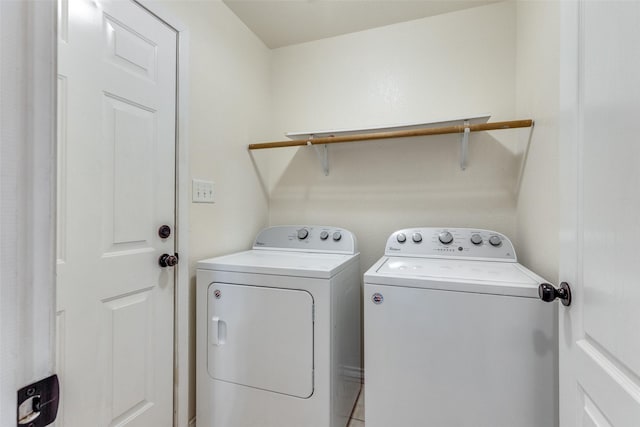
[214,290,222,299]
[255,241,265,246]
[388,246,400,251]
[372,293,384,304]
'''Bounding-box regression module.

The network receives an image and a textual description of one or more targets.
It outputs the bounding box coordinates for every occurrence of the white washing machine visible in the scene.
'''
[197,226,361,427]
[364,228,556,427]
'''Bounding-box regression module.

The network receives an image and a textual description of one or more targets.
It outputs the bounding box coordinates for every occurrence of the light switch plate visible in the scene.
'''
[192,179,215,203]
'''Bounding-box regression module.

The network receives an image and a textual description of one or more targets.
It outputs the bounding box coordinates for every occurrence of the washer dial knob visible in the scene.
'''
[412,233,423,243]
[297,228,309,240]
[489,235,502,247]
[320,231,329,240]
[438,231,454,245]
[332,231,342,241]
[397,233,407,243]
[470,234,483,245]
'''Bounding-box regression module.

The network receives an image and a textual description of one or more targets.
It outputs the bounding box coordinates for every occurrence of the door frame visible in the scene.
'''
[557,1,583,426]
[0,0,57,425]
[131,2,191,426]
[558,0,579,425]
[131,3,191,426]
[115,0,195,427]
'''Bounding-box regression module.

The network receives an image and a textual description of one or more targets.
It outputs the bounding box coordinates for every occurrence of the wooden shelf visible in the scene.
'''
[249,115,534,174]
[284,114,490,141]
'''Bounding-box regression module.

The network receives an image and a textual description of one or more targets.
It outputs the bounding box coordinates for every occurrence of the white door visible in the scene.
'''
[207,283,314,398]
[559,1,640,425]
[57,0,177,425]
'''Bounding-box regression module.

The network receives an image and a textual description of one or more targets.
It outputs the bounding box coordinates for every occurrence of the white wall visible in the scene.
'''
[110,1,561,424]
[267,1,524,273]
[514,4,560,423]
[0,1,57,425]
[515,1,560,282]
[109,1,559,423]
[155,0,272,421]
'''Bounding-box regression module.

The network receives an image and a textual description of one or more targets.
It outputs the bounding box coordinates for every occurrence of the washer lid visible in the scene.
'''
[364,257,543,298]
[197,250,358,279]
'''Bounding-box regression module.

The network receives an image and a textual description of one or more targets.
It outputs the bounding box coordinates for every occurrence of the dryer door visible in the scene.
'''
[207,283,314,398]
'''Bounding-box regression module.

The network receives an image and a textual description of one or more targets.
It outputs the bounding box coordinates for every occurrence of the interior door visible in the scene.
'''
[56,0,177,425]
[559,1,640,425]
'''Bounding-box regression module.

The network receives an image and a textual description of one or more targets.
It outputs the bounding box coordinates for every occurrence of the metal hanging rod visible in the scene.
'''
[248,119,534,150]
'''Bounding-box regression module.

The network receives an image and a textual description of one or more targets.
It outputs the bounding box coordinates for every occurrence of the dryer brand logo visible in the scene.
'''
[372,293,384,304]
[214,289,222,299]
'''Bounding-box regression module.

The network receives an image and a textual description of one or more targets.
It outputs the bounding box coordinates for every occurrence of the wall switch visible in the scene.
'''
[192,179,215,203]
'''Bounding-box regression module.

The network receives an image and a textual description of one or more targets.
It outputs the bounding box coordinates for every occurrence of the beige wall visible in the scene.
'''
[515,1,560,282]
[267,2,524,274]
[153,0,560,422]
[156,0,272,421]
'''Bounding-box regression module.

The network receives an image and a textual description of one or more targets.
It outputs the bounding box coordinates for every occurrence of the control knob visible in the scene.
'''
[489,235,502,247]
[332,231,342,241]
[396,233,407,243]
[470,234,483,245]
[297,228,309,240]
[320,231,329,240]
[438,231,454,245]
[412,233,422,243]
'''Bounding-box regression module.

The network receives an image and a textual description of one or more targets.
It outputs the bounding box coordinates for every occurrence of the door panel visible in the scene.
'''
[104,289,155,422]
[57,74,69,265]
[102,93,155,252]
[576,341,640,426]
[581,391,612,427]
[56,0,177,425]
[104,14,158,81]
[207,283,315,398]
[560,1,640,425]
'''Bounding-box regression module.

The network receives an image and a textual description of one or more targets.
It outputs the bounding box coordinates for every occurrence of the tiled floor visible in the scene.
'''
[347,389,364,427]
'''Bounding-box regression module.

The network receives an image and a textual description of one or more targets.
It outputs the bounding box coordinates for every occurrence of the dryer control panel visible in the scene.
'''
[253,225,357,254]
[385,228,516,262]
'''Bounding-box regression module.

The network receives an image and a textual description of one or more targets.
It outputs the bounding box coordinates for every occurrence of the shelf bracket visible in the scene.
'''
[460,120,470,170]
[307,135,329,176]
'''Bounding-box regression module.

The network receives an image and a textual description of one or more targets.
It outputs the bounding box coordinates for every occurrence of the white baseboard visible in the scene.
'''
[189,417,196,427]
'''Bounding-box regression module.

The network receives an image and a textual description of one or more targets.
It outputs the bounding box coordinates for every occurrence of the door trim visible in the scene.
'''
[557,1,582,425]
[133,2,191,426]
[0,1,57,424]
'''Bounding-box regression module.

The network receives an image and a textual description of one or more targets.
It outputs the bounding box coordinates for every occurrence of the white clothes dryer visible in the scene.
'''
[197,226,361,427]
[364,228,556,427]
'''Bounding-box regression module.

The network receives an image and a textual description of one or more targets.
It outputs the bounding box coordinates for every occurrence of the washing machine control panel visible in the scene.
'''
[253,225,357,254]
[385,228,516,261]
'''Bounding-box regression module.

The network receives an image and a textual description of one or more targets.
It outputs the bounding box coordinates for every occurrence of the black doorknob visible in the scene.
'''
[158,225,171,239]
[159,253,179,268]
[538,282,572,306]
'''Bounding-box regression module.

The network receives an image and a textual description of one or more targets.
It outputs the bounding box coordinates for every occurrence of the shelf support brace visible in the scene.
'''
[460,120,470,170]
[307,135,330,176]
